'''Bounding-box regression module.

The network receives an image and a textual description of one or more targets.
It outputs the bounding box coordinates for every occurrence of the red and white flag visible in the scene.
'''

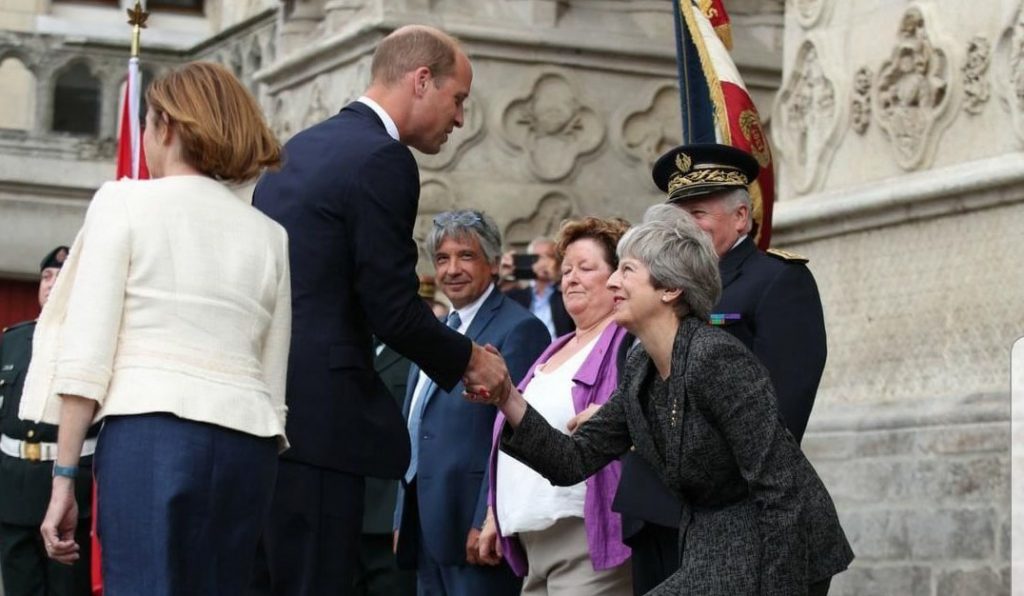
[116,56,149,180]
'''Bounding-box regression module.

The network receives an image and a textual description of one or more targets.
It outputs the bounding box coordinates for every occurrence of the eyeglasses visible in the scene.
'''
[433,211,484,228]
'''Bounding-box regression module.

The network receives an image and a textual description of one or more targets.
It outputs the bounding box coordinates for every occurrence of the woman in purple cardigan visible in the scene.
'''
[480,217,633,595]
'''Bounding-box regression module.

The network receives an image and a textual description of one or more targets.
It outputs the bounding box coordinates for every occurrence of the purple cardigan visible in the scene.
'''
[488,322,632,576]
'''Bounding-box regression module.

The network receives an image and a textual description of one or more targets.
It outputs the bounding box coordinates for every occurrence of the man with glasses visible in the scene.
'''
[251,26,509,595]
[393,210,550,596]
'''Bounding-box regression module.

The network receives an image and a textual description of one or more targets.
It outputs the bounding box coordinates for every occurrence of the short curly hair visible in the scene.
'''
[554,216,632,271]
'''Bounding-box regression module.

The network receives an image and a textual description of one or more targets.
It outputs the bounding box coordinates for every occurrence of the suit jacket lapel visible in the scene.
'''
[664,317,700,487]
[619,350,667,472]
[463,286,502,343]
[375,346,403,373]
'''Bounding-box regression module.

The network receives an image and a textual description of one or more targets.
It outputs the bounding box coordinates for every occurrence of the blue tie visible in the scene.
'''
[405,310,462,483]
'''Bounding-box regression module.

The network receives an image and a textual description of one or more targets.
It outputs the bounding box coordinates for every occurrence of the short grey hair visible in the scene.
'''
[426,209,503,265]
[722,188,754,235]
[617,212,721,321]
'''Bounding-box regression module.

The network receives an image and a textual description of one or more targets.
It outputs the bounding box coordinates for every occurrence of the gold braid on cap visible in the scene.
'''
[666,167,749,195]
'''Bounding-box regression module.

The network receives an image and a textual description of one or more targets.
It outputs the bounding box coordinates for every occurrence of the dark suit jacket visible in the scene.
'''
[253,102,472,478]
[395,287,550,566]
[504,286,574,338]
[362,344,413,535]
[502,317,853,595]
[614,235,829,533]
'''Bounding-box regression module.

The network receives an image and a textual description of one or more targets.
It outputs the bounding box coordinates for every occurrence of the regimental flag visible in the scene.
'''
[116,56,149,180]
[672,0,775,248]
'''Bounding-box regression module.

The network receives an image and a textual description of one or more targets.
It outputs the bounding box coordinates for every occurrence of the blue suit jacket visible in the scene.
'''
[253,102,472,478]
[394,287,550,566]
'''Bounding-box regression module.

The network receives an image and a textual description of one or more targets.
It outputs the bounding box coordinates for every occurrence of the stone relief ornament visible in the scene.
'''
[418,95,486,171]
[794,0,831,29]
[498,71,604,182]
[612,81,683,171]
[996,2,1024,142]
[772,39,843,193]
[850,66,873,134]
[504,192,577,248]
[962,37,991,115]
[303,77,331,128]
[414,179,458,270]
[873,6,954,170]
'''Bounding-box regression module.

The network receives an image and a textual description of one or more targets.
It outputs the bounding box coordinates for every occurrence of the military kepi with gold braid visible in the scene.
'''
[652,143,760,204]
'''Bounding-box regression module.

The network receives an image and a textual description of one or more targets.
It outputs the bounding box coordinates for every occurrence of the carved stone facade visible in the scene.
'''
[874,7,953,171]
[775,1,1022,594]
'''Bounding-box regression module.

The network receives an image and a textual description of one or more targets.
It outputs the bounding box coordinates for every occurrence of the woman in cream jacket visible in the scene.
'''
[22,62,290,595]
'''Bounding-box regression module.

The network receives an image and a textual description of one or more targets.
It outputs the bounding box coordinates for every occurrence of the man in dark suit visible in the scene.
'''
[0,247,96,596]
[504,238,574,339]
[353,340,418,596]
[394,210,550,595]
[250,26,507,595]
[612,144,829,594]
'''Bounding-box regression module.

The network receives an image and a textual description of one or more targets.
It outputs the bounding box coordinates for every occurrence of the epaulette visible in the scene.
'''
[766,248,809,264]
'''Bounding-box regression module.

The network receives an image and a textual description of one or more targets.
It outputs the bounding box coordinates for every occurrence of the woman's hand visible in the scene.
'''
[566,404,602,434]
[40,477,80,565]
[477,506,503,565]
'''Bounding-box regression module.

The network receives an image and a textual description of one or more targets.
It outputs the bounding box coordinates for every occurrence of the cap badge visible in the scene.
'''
[675,152,692,175]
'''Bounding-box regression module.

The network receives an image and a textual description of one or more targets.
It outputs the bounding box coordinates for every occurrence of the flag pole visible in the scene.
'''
[124,2,148,179]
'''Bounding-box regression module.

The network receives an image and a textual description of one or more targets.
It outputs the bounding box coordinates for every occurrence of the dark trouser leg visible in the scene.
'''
[0,522,46,596]
[622,522,679,596]
[808,578,832,596]
[354,533,416,596]
[249,460,366,596]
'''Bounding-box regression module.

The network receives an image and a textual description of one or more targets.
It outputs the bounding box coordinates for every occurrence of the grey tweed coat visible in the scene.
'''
[501,316,854,595]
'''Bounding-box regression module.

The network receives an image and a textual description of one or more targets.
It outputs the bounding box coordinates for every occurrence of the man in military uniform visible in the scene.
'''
[612,144,829,594]
[0,246,96,596]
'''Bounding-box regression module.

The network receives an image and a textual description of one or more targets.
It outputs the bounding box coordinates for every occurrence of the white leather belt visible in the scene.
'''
[0,434,97,462]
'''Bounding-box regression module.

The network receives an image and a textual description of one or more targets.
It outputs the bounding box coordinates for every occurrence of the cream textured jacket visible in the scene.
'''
[20,176,291,449]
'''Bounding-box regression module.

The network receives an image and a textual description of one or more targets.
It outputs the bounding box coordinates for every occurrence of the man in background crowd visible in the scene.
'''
[394,210,550,595]
[504,238,573,339]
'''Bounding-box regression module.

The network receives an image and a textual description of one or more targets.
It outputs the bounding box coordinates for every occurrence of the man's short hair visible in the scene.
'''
[371,25,461,86]
[426,210,502,265]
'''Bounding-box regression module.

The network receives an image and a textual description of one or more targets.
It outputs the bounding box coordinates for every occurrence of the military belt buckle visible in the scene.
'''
[23,442,41,462]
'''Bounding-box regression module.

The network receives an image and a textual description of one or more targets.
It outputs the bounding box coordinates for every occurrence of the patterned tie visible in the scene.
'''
[404,310,462,483]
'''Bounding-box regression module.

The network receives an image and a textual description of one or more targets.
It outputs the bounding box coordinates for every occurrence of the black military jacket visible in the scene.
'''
[0,320,93,525]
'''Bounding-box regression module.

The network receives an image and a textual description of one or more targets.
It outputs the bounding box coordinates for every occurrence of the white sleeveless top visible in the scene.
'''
[496,335,598,534]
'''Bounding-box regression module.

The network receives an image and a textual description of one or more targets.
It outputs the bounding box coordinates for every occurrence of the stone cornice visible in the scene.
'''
[772,153,1024,245]
[256,14,781,90]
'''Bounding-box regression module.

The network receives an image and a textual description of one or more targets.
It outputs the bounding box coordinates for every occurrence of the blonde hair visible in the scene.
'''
[146,61,281,183]
[370,25,461,86]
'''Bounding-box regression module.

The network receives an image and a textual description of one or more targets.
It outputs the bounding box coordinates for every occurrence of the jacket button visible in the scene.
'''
[27,429,35,438]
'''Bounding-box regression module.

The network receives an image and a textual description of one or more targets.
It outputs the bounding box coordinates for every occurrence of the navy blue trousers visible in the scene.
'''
[95,414,278,596]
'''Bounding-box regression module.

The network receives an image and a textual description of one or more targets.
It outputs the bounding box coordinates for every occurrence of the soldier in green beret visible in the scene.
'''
[0,246,95,596]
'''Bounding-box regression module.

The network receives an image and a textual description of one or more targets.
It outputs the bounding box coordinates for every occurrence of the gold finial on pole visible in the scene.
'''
[126,1,150,58]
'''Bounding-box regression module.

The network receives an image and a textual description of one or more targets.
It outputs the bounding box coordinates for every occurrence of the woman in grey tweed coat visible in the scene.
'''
[466,214,854,595]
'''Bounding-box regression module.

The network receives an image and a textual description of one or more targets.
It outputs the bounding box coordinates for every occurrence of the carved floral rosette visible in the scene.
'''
[504,191,579,249]
[418,95,486,171]
[496,69,605,182]
[771,37,845,194]
[611,80,683,173]
[997,1,1024,143]
[872,4,957,170]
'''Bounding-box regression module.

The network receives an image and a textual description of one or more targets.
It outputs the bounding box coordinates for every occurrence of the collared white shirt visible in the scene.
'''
[356,96,400,142]
[529,281,557,340]
[407,284,496,418]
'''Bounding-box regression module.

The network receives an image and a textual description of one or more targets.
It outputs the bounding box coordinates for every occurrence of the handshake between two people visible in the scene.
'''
[461,343,602,432]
